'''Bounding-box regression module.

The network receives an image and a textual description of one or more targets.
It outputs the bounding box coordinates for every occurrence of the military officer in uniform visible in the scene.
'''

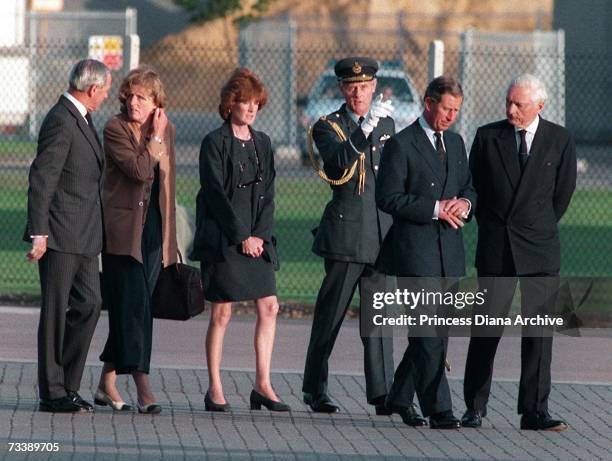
[302,57,425,426]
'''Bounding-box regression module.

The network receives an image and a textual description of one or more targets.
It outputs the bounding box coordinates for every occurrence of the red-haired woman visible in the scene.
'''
[191,68,288,412]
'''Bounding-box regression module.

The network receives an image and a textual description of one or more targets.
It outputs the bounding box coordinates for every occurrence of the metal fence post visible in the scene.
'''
[126,34,140,70]
[125,7,137,36]
[288,17,297,147]
[28,12,37,138]
[428,39,444,81]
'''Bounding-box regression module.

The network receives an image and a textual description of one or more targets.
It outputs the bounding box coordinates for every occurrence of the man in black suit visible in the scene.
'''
[302,57,425,424]
[24,59,111,413]
[462,74,576,431]
[376,76,475,429]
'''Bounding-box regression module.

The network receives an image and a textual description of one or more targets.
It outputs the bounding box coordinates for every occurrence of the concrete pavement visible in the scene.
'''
[1,307,611,460]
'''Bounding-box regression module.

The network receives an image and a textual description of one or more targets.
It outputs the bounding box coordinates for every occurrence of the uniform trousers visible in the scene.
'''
[302,259,394,404]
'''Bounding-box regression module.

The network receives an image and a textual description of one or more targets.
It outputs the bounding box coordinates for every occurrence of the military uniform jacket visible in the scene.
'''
[312,104,394,264]
[376,120,476,277]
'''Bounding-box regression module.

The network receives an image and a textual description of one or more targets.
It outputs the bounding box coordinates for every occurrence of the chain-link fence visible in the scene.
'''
[1,35,610,303]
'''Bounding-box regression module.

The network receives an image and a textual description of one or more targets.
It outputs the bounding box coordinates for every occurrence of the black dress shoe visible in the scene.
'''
[375,404,393,416]
[429,411,461,429]
[39,396,86,413]
[303,393,339,413]
[67,391,94,412]
[250,390,290,412]
[387,403,428,427]
[520,411,568,431]
[204,391,231,412]
[461,408,485,428]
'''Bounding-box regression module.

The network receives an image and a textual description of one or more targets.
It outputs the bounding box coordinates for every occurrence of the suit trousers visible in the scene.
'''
[302,260,394,404]
[463,273,559,414]
[37,250,101,400]
[386,277,452,417]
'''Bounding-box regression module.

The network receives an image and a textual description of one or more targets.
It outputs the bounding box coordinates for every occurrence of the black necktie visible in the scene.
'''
[434,132,446,162]
[85,113,101,146]
[358,116,364,125]
[518,129,528,173]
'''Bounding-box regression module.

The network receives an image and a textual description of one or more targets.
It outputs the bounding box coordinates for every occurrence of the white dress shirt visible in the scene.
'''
[514,115,540,154]
[62,91,88,121]
[417,116,471,220]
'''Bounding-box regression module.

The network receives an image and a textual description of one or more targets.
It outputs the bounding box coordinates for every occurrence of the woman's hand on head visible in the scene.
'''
[151,107,168,139]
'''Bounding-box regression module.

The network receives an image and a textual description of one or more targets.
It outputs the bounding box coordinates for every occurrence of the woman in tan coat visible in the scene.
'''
[94,67,177,414]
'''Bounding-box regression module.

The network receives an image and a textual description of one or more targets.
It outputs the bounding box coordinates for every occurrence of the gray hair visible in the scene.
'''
[68,59,109,91]
[508,74,548,104]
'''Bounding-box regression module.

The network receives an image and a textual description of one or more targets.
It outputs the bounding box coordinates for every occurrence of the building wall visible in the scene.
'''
[553,0,612,141]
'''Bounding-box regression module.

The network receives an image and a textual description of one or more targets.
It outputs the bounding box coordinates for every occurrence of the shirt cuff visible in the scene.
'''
[30,235,48,239]
[433,200,440,220]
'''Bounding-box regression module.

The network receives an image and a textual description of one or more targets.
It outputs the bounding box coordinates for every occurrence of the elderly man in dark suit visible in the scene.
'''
[24,59,111,413]
[376,76,475,429]
[302,57,425,424]
[462,74,576,431]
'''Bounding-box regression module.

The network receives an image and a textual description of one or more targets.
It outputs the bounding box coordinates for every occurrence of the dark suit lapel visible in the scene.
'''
[442,132,458,196]
[59,96,103,166]
[512,117,549,206]
[411,122,444,182]
[338,105,358,138]
[522,117,548,177]
[220,122,238,193]
[494,124,521,190]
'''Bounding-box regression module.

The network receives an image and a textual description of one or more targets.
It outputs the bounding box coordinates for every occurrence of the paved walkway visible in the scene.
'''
[1,307,611,460]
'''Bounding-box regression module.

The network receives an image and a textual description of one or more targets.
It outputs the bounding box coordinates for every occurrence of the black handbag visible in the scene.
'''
[152,253,204,320]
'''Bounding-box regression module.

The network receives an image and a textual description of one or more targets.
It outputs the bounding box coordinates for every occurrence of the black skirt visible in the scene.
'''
[202,137,276,302]
[201,253,276,302]
[99,168,162,374]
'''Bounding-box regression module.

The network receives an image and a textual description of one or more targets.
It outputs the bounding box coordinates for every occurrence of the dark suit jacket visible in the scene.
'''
[191,121,277,266]
[102,114,178,267]
[24,95,104,255]
[311,104,394,264]
[376,120,476,277]
[469,117,576,275]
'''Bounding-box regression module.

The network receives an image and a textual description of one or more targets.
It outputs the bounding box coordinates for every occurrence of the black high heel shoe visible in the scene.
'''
[205,391,230,412]
[249,390,290,412]
[93,389,134,412]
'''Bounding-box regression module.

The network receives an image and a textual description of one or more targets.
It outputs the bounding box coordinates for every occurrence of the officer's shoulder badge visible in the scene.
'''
[379,134,391,142]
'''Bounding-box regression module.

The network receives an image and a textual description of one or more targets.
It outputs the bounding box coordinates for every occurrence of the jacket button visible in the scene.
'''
[339,214,343,219]
[138,201,144,207]
[431,182,435,187]
[374,165,379,171]
[259,195,264,200]
[372,146,376,151]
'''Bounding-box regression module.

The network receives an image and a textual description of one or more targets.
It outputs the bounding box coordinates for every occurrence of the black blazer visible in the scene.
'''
[24,95,104,255]
[311,104,394,264]
[191,121,277,265]
[376,120,476,277]
[469,117,576,275]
